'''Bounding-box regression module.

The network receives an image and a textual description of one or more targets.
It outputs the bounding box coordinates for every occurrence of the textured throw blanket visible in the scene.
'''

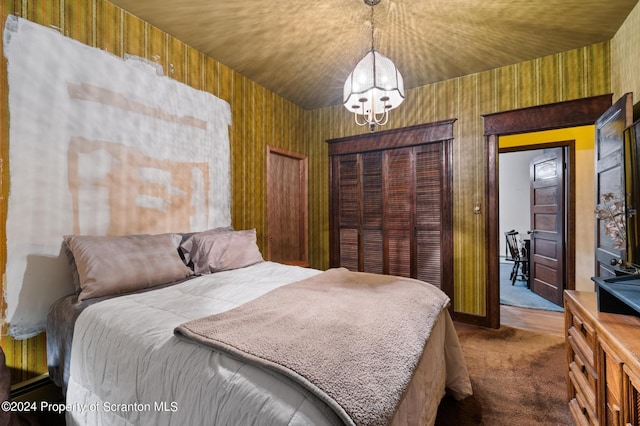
[174,268,449,426]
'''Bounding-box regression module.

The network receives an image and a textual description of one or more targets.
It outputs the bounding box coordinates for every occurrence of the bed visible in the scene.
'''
[47,229,472,426]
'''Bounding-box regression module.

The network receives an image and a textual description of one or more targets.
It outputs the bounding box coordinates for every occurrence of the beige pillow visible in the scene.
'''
[64,233,193,301]
[61,239,82,292]
[179,226,234,265]
[180,229,264,274]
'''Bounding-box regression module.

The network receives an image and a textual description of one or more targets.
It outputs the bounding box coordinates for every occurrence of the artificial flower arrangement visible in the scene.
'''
[595,192,626,249]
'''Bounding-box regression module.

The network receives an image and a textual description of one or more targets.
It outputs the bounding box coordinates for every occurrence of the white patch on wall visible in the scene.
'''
[2,15,232,339]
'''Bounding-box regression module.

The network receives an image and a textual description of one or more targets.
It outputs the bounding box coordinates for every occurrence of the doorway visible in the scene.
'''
[498,146,570,312]
[482,94,612,329]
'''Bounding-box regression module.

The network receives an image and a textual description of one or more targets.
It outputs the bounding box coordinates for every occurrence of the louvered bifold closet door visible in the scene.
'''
[362,152,384,274]
[337,155,360,271]
[327,120,455,301]
[384,148,413,278]
[415,143,444,289]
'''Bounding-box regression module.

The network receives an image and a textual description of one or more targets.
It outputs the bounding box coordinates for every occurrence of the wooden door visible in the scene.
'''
[266,146,308,266]
[594,94,633,277]
[414,142,452,295]
[330,144,451,289]
[625,365,640,426]
[384,147,413,278]
[361,151,384,274]
[529,148,565,306]
[332,154,360,271]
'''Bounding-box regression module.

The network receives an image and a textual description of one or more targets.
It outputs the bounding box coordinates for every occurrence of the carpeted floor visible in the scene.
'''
[435,323,571,425]
[500,262,563,312]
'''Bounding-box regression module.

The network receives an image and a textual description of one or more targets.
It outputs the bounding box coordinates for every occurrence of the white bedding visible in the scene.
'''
[65,262,466,425]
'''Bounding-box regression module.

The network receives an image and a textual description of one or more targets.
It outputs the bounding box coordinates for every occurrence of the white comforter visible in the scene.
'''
[65,262,461,425]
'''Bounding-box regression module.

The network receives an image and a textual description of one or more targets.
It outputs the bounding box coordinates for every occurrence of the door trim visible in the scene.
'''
[482,94,612,328]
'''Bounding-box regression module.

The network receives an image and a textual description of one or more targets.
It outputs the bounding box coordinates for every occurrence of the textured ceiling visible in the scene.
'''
[109,0,638,110]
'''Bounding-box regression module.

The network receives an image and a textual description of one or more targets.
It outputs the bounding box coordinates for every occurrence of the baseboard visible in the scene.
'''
[453,311,493,328]
[10,373,63,403]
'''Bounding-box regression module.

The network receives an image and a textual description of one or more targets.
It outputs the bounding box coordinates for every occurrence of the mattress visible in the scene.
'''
[51,261,471,425]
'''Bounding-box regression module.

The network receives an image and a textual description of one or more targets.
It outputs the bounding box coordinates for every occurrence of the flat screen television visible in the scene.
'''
[624,120,640,269]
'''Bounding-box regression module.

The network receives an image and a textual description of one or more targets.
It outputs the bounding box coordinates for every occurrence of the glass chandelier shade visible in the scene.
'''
[343,0,404,130]
[343,49,405,127]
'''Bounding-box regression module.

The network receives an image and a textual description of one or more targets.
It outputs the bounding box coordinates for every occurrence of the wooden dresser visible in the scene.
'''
[564,290,640,425]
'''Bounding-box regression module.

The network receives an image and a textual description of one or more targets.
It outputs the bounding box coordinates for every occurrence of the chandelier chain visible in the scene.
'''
[370,3,375,52]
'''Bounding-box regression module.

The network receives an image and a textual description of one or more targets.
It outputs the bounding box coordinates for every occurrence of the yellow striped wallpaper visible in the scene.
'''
[2,0,638,384]
[612,0,640,102]
[305,43,612,317]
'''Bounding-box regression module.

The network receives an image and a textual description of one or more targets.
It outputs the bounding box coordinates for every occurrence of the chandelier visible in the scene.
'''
[343,0,404,131]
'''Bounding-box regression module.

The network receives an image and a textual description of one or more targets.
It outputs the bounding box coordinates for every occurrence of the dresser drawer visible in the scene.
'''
[567,298,596,368]
[569,395,598,426]
[571,350,597,392]
[569,338,598,384]
[564,290,640,426]
[570,361,597,420]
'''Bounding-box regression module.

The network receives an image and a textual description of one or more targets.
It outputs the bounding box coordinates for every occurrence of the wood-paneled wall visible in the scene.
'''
[0,0,308,384]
